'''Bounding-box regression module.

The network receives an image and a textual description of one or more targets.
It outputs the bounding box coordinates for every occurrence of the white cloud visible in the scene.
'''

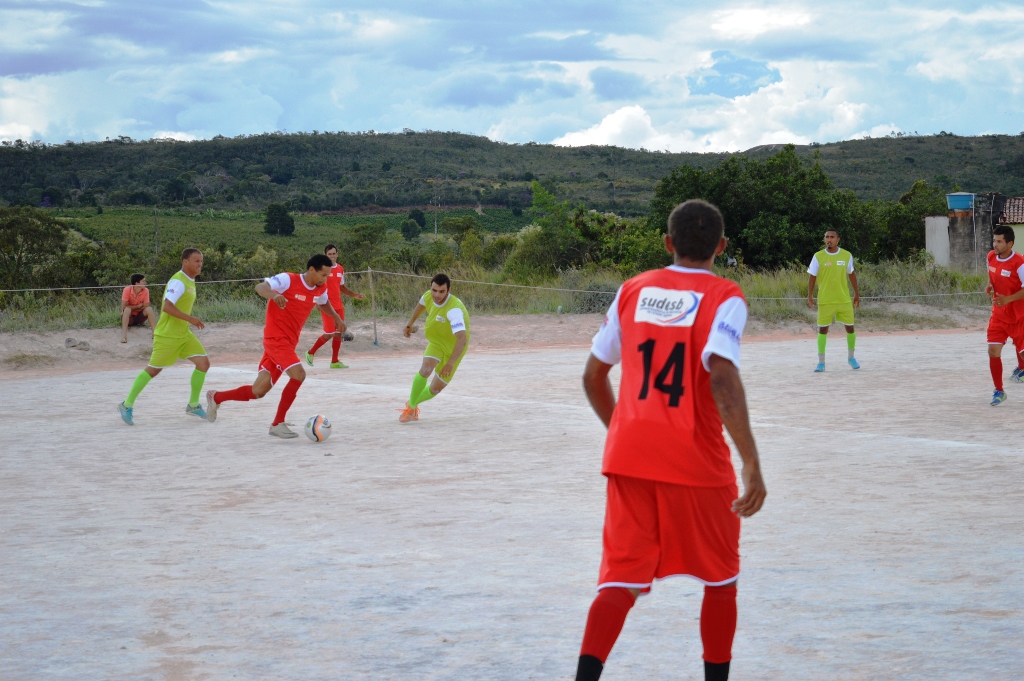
[0,10,72,52]
[552,106,697,151]
[711,7,813,41]
[152,131,200,141]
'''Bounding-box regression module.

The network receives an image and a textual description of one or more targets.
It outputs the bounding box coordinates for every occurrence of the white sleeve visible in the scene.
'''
[447,307,467,333]
[314,292,328,305]
[265,273,291,294]
[807,256,820,276]
[590,288,623,365]
[163,279,186,304]
[847,255,855,274]
[419,293,428,306]
[1017,263,1024,281]
[701,297,748,371]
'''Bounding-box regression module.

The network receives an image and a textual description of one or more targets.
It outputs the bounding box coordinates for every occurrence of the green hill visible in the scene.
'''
[3,130,1024,216]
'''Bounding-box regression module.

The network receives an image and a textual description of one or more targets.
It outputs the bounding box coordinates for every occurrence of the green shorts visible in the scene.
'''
[424,341,464,383]
[817,302,855,327]
[148,331,207,368]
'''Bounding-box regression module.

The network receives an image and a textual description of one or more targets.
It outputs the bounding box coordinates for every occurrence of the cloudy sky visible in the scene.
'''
[1,1,1023,151]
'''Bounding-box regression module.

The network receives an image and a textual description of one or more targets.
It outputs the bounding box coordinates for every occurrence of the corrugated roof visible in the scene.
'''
[1002,197,1024,224]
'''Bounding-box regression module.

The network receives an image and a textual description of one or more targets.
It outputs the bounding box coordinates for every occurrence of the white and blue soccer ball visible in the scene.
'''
[304,414,332,442]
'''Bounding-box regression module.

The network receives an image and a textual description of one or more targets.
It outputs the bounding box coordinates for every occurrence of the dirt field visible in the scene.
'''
[1,316,1022,680]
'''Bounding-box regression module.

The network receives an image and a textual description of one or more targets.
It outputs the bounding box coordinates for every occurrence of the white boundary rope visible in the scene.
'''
[0,267,990,301]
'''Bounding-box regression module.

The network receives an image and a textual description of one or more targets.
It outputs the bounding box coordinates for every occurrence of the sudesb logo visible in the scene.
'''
[634,287,704,327]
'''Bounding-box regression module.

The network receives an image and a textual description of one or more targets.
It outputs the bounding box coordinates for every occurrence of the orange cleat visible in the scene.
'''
[398,402,419,423]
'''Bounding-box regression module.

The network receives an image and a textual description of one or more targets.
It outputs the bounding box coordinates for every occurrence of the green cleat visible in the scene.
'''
[118,401,134,425]
[329,361,349,369]
[186,404,208,419]
[304,352,315,367]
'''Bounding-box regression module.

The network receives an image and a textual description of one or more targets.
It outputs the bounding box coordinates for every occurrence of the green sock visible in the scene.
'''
[416,383,439,406]
[189,369,207,408]
[125,370,153,407]
[817,333,827,363]
[409,373,427,407]
[847,332,857,359]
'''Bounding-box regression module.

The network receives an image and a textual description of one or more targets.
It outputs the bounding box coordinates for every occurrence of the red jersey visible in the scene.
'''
[596,267,746,487]
[987,250,1024,322]
[326,263,345,308]
[263,272,328,348]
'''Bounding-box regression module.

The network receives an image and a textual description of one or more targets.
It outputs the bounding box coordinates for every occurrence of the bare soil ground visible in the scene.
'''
[1,314,1021,680]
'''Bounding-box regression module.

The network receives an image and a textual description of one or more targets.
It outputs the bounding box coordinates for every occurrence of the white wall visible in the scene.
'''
[925,216,950,267]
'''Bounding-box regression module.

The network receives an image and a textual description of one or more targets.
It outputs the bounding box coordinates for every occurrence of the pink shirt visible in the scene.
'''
[122,285,150,307]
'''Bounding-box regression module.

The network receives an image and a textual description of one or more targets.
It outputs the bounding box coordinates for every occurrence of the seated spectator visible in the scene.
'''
[121,273,156,343]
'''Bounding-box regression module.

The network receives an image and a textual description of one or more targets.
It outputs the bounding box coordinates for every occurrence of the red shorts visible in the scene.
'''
[598,474,740,591]
[322,303,345,333]
[258,343,301,385]
[987,313,1024,346]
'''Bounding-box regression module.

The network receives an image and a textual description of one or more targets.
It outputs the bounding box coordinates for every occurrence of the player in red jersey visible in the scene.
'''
[984,225,1024,406]
[574,200,766,681]
[205,254,345,438]
[304,244,365,369]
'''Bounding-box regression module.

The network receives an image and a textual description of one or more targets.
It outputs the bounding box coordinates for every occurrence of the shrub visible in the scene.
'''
[264,203,295,236]
[401,219,421,241]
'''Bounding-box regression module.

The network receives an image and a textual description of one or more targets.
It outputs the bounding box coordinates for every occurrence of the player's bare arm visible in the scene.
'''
[438,330,467,379]
[708,354,766,518]
[850,271,861,308]
[994,287,1024,307]
[339,284,365,300]
[582,354,616,428]
[317,302,346,333]
[807,274,817,309]
[255,281,287,308]
[161,298,204,329]
[404,302,426,337]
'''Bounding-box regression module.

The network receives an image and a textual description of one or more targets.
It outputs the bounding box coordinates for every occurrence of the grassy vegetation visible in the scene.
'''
[0,261,989,334]
[60,206,532,262]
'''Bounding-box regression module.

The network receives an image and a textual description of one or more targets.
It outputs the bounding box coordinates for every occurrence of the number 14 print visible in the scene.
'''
[637,339,686,406]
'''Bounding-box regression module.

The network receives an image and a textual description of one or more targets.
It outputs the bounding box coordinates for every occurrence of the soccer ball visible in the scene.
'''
[304,414,332,442]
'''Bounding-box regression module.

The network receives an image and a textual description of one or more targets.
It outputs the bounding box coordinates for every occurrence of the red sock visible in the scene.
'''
[1017,348,1024,371]
[579,587,636,663]
[331,335,342,363]
[272,379,301,426]
[214,385,255,404]
[700,584,737,664]
[309,334,329,356]
[991,357,1004,391]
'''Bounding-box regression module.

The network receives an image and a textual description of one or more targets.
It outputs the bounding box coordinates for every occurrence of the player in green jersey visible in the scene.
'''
[807,229,861,372]
[398,273,470,423]
[118,248,210,425]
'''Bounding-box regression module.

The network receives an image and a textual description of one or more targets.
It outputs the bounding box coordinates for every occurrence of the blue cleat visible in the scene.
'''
[1011,368,1024,384]
[848,357,861,370]
[186,404,208,419]
[991,390,1007,406]
[118,401,134,425]
[814,362,826,373]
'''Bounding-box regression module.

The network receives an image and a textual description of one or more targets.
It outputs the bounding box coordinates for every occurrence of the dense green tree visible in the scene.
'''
[408,208,426,228]
[441,216,479,242]
[401,219,421,241]
[0,206,68,288]
[264,203,295,236]
[648,145,870,268]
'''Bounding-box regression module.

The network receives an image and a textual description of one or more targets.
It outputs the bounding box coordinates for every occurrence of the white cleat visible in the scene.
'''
[268,423,299,439]
[206,390,219,423]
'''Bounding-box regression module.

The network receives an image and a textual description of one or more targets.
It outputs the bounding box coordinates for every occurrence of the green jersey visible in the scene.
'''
[808,248,854,306]
[154,270,197,339]
[420,291,470,354]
